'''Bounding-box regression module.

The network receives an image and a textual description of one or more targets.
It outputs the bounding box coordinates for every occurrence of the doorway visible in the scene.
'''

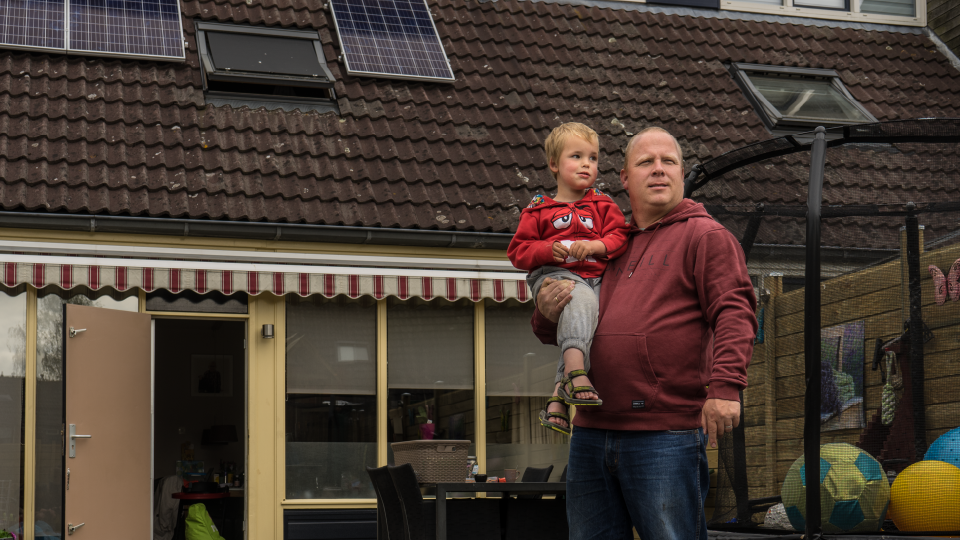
[153,318,246,539]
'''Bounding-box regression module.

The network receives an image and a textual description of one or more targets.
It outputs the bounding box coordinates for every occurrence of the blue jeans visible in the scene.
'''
[567,426,710,540]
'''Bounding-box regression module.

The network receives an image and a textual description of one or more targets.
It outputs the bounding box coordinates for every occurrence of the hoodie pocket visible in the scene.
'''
[590,332,660,413]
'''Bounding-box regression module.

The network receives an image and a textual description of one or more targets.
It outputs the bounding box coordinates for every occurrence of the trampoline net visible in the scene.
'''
[694,119,960,536]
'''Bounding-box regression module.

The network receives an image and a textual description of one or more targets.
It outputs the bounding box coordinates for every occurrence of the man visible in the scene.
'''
[532,127,757,540]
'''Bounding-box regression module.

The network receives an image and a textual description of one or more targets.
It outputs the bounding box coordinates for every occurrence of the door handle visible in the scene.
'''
[68,424,92,458]
[68,522,85,535]
[68,326,87,338]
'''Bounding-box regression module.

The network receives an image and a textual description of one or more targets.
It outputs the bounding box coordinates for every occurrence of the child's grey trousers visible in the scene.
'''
[526,265,602,385]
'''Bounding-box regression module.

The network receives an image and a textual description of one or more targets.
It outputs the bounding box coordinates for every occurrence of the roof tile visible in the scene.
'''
[0,0,958,237]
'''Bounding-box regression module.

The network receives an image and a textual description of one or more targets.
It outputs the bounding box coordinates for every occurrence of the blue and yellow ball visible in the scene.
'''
[781,443,889,533]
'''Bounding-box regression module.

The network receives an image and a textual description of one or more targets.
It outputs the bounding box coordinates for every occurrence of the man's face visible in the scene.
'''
[619,131,684,221]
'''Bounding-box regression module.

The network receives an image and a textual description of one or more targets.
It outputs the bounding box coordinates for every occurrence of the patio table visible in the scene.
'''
[432,482,566,540]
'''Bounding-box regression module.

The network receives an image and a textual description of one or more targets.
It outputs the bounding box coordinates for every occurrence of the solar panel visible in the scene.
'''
[0,0,183,59]
[0,0,66,50]
[329,0,455,83]
[69,0,184,59]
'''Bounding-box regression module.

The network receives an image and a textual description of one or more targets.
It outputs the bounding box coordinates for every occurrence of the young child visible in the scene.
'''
[507,122,629,435]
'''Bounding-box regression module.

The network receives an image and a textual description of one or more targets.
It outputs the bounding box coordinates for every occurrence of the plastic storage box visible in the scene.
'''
[390,440,471,484]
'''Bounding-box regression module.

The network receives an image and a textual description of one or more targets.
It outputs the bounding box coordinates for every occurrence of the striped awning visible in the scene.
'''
[0,256,532,303]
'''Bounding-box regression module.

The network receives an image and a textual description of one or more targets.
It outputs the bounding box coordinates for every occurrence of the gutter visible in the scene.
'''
[0,211,514,250]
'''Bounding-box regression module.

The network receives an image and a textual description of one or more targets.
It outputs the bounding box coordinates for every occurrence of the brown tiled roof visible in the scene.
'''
[1,0,960,237]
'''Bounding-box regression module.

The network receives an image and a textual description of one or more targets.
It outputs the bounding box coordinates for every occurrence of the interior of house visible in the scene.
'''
[153,318,246,539]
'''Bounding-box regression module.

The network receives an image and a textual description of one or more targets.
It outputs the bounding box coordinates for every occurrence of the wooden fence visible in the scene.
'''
[741,237,960,502]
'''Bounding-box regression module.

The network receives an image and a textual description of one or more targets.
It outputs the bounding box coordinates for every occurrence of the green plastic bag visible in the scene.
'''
[185,502,224,540]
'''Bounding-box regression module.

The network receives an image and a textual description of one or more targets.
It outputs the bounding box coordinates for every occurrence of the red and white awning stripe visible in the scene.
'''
[0,259,532,303]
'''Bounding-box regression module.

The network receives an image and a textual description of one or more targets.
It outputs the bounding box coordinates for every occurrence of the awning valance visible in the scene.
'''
[0,255,532,303]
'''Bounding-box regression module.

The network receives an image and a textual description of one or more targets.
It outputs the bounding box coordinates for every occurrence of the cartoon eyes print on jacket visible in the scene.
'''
[550,205,596,231]
[552,208,573,229]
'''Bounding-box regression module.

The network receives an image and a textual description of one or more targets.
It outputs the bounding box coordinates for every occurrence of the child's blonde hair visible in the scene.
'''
[544,122,599,179]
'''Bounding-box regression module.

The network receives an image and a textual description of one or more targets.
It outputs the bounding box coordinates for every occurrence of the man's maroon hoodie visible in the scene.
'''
[532,199,757,431]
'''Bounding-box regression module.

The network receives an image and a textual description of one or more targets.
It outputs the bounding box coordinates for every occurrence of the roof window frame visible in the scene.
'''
[731,63,877,132]
[195,21,336,90]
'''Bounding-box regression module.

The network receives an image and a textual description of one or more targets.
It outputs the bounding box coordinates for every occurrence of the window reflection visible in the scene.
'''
[285,295,377,499]
[386,298,475,463]
[0,286,25,538]
[484,299,568,481]
[34,286,138,536]
[747,75,871,123]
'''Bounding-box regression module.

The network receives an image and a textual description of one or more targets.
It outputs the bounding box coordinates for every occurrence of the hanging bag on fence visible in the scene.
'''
[881,350,903,425]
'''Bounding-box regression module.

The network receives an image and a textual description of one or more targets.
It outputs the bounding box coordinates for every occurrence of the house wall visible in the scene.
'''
[3,223,732,537]
[929,0,960,58]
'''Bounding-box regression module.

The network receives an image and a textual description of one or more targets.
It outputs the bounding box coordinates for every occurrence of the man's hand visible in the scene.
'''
[701,398,740,449]
[536,277,575,323]
[552,242,570,263]
[568,240,607,261]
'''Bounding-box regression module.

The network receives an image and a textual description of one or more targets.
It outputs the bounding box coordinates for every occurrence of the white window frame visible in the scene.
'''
[719,0,925,27]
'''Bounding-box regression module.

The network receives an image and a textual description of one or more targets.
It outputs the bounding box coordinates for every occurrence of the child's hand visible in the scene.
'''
[552,242,569,263]
[569,240,605,261]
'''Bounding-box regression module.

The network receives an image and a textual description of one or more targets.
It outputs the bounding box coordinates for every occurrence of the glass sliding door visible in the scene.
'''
[285,295,377,499]
[484,299,568,481]
[386,298,475,463]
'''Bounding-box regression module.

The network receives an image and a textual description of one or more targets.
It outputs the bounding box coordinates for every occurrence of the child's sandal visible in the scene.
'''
[538,396,571,435]
[558,369,603,406]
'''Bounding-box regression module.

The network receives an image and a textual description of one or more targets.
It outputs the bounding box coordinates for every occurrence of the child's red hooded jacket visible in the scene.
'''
[507,189,629,278]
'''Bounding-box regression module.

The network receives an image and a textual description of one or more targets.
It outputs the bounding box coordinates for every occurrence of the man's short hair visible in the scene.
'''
[622,126,683,171]
[544,122,599,179]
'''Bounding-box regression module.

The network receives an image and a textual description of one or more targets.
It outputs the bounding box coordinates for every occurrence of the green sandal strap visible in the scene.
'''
[567,369,589,379]
[569,385,599,395]
[546,396,566,405]
[542,410,569,422]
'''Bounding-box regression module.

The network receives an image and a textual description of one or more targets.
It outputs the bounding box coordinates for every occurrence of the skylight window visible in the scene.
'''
[195,21,337,113]
[731,63,876,131]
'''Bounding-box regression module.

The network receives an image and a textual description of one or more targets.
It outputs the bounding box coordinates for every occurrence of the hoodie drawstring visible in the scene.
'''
[627,220,663,278]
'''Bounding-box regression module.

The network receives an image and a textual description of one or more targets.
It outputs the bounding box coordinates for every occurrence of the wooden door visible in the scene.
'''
[64,304,152,537]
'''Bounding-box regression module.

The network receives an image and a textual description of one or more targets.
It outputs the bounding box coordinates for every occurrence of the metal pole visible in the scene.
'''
[904,208,928,460]
[803,127,827,540]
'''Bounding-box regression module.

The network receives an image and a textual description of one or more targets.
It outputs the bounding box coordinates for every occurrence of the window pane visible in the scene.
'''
[484,300,568,481]
[0,288,25,537]
[747,75,872,123]
[735,0,783,4]
[387,298,475,464]
[287,295,376,395]
[35,287,138,536]
[285,295,377,500]
[794,0,845,8]
[859,0,914,16]
[387,298,473,390]
[207,32,325,77]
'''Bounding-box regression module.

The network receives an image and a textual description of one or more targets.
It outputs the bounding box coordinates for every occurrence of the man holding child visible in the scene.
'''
[529,126,757,540]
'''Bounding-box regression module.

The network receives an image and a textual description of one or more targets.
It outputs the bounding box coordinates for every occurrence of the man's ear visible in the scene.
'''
[619,168,629,192]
